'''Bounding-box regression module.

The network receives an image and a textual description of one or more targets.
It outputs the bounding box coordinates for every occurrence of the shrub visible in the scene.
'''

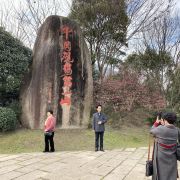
[0,27,32,106]
[0,107,17,132]
[94,72,166,112]
[7,100,21,120]
[144,117,155,126]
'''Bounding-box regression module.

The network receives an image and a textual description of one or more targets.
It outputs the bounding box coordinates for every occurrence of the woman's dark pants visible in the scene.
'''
[44,132,55,152]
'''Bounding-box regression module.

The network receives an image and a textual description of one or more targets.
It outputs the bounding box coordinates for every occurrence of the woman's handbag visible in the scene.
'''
[44,131,52,136]
[176,128,180,160]
[146,135,154,176]
[176,145,180,161]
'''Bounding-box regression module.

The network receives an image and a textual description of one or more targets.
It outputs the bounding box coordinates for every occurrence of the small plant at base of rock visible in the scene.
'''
[0,107,17,132]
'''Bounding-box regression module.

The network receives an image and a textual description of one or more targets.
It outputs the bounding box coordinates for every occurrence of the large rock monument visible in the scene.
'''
[20,16,93,129]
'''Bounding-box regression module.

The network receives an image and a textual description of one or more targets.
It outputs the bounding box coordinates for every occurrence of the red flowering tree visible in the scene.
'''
[94,69,166,112]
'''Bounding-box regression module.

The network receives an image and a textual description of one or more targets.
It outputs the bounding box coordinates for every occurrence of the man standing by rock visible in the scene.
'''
[92,105,108,152]
[43,110,56,152]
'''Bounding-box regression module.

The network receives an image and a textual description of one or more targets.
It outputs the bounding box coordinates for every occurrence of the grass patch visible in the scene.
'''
[0,126,150,154]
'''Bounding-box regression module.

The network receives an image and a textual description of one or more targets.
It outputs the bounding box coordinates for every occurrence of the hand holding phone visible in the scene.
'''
[156,116,160,123]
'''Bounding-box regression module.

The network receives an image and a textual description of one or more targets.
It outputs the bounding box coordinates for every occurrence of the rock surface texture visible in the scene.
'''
[20,15,93,129]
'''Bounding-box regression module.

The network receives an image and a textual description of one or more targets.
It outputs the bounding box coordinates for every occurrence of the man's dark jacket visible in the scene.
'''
[92,112,108,132]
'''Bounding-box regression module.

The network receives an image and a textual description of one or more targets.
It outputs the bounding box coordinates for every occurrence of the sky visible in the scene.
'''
[0,0,72,47]
[1,0,180,23]
[0,0,72,16]
[0,0,179,51]
[1,0,180,14]
[175,0,180,10]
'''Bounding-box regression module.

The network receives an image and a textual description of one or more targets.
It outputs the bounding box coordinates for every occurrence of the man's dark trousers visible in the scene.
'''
[44,132,55,152]
[95,131,104,149]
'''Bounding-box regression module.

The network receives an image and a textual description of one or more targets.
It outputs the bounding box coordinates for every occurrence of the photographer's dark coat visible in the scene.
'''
[150,125,179,180]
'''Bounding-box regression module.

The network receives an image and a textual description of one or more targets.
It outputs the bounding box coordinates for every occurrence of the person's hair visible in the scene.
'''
[96,104,102,109]
[48,110,53,115]
[162,112,177,124]
[156,112,162,119]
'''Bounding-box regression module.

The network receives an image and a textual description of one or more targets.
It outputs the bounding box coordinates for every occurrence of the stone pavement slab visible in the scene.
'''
[0,148,180,180]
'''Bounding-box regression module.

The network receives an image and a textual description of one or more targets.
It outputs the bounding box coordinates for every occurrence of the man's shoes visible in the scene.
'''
[100,148,104,152]
[43,150,49,153]
[95,148,98,152]
[50,150,55,152]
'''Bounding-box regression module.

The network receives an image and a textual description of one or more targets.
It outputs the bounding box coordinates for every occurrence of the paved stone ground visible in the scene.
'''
[0,147,180,180]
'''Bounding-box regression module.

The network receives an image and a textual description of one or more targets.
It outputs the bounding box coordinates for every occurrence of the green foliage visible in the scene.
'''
[7,100,21,120]
[0,27,32,105]
[125,49,180,116]
[176,116,180,128]
[125,48,172,72]
[70,0,128,43]
[124,48,173,99]
[0,107,17,132]
[92,66,100,81]
[144,117,155,126]
[100,103,152,128]
[69,0,128,66]
[167,67,180,113]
